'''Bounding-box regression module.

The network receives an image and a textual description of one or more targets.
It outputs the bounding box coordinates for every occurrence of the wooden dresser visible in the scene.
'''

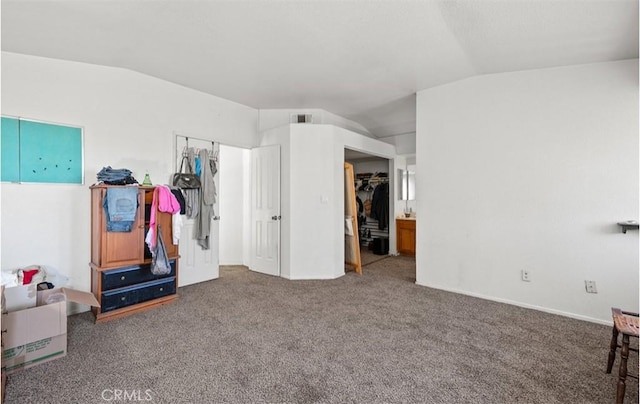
[396,218,416,257]
[90,185,179,322]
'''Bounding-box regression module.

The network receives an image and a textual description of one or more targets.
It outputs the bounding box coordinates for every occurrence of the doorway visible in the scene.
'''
[174,134,220,287]
[173,135,281,284]
[344,148,392,267]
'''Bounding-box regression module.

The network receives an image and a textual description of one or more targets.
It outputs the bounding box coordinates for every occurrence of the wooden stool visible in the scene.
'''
[606,308,639,404]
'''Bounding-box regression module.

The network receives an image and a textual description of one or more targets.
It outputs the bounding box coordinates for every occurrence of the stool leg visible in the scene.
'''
[607,326,619,373]
[616,333,630,404]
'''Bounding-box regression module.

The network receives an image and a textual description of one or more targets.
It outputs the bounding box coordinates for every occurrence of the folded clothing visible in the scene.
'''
[97,166,138,185]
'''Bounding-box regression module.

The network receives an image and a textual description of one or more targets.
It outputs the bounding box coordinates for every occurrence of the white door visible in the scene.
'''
[177,137,220,286]
[250,145,281,276]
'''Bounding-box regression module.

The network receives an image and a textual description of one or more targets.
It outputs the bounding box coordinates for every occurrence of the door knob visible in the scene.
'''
[213,216,220,221]
[271,215,278,220]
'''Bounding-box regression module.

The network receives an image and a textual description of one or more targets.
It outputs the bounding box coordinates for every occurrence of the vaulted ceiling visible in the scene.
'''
[2,0,638,138]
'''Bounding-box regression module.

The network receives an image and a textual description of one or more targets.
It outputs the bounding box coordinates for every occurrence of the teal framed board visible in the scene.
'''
[1,117,20,182]
[1,117,83,184]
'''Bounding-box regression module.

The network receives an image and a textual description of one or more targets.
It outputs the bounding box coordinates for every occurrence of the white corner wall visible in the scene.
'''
[289,125,341,279]
[380,132,417,155]
[416,59,639,323]
[259,124,395,280]
[1,52,258,304]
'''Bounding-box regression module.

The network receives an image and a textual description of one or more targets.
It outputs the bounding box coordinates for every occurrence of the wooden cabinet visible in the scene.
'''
[396,218,416,256]
[90,185,179,322]
[91,187,144,268]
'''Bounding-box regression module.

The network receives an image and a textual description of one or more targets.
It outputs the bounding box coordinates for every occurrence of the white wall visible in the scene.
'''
[242,148,252,267]
[259,109,371,137]
[289,125,339,279]
[348,159,388,176]
[1,52,258,306]
[218,145,250,265]
[416,59,639,323]
[380,132,417,155]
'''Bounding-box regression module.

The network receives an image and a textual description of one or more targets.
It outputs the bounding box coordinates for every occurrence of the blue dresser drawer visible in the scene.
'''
[101,277,176,313]
[101,261,176,291]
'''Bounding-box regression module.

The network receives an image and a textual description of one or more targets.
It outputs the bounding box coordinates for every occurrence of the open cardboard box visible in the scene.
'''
[1,285,99,374]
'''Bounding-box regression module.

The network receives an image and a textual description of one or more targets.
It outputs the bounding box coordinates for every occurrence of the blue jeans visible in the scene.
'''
[97,166,133,182]
[103,188,138,232]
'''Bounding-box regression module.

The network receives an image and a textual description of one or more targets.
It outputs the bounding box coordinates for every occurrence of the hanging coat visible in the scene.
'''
[195,149,217,249]
[370,182,389,230]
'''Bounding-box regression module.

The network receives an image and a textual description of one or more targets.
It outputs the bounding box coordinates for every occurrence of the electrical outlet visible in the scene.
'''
[585,280,598,294]
[521,270,531,282]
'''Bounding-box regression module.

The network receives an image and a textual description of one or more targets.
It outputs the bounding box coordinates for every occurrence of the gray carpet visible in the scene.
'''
[359,249,394,267]
[4,256,638,403]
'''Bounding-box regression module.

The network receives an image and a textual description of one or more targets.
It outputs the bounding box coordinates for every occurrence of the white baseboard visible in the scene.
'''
[283,272,344,280]
[415,281,612,326]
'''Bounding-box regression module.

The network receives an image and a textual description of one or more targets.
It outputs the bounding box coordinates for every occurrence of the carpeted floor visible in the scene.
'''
[359,249,395,267]
[3,256,637,403]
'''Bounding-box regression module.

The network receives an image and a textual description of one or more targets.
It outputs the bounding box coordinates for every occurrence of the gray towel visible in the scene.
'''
[184,188,199,218]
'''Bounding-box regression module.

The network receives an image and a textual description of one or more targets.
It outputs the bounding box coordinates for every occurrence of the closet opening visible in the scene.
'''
[344,148,393,268]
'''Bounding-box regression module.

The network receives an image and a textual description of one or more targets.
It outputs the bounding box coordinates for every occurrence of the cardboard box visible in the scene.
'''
[1,286,99,374]
[3,283,38,312]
